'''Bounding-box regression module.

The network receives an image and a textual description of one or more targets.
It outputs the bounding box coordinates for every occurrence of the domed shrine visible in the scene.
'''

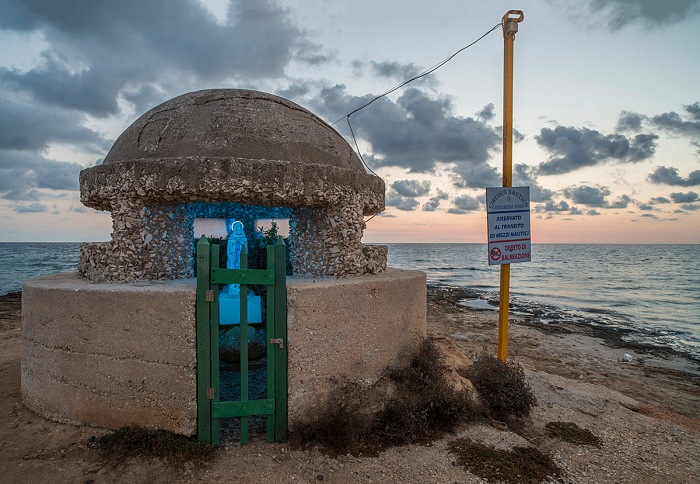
[22,89,426,439]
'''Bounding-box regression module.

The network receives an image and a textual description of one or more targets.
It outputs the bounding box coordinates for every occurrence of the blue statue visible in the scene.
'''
[219,219,262,324]
[223,220,247,296]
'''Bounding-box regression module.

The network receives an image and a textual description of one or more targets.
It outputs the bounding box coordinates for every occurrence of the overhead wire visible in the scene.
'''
[333,21,504,222]
[332,22,503,128]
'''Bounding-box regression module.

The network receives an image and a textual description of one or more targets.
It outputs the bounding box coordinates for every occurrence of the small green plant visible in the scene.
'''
[546,421,603,447]
[449,438,561,483]
[91,426,215,467]
[258,220,280,246]
[467,355,537,420]
[248,221,293,274]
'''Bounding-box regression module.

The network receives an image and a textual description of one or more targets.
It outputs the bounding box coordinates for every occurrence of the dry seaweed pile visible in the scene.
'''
[448,438,560,484]
[293,340,540,456]
[91,426,215,467]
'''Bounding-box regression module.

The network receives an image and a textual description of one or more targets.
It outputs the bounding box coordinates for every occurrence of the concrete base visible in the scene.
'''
[21,268,426,435]
[286,269,427,429]
[21,273,198,435]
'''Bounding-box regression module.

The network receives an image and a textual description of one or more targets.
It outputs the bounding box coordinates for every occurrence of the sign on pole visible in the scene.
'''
[486,186,531,265]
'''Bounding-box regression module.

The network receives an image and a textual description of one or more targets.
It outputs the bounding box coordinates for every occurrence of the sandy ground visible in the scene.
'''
[1,286,699,483]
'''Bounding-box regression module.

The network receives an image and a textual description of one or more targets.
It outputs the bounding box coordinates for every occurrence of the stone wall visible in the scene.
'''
[22,269,425,436]
[79,157,386,282]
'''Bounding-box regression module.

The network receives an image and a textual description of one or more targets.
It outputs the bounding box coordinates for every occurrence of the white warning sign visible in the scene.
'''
[486,186,531,265]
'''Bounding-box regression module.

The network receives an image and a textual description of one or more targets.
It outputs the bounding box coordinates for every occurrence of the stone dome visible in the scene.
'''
[78,88,387,283]
[103,89,365,172]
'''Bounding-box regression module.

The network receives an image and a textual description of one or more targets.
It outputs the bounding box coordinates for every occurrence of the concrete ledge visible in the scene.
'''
[21,268,426,435]
[286,268,427,429]
[21,273,198,435]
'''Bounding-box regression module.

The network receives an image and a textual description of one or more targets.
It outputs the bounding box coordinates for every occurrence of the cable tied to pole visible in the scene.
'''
[333,22,504,182]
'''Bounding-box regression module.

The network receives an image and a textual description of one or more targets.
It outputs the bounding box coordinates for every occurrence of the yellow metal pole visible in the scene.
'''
[498,10,523,362]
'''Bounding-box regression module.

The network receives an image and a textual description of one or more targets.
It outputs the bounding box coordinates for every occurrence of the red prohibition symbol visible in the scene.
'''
[490,247,501,261]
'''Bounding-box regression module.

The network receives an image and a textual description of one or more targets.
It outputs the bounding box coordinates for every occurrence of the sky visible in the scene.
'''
[1,0,699,244]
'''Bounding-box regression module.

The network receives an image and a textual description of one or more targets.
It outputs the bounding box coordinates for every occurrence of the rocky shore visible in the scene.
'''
[1,287,698,483]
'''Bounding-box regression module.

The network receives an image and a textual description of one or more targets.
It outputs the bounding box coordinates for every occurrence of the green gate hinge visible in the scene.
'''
[207,387,215,400]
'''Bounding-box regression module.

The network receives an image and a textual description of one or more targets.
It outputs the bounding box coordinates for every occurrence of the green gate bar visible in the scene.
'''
[196,236,212,443]
[273,236,288,441]
[210,242,221,445]
[196,235,287,446]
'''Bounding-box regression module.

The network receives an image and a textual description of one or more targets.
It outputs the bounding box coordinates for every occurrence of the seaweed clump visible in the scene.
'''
[91,426,215,467]
[467,354,537,420]
[449,438,561,483]
[546,421,603,447]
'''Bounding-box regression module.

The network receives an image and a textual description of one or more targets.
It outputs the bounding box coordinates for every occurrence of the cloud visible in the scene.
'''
[350,60,439,90]
[452,163,553,203]
[13,202,48,213]
[680,203,700,211]
[385,180,432,212]
[311,85,500,172]
[650,196,671,204]
[0,97,109,153]
[369,60,422,81]
[422,189,449,211]
[638,203,653,210]
[0,149,85,199]
[513,128,525,143]
[535,125,658,175]
[387,198,420,212]
[536,200,571,212]
[608,194,632,209]
[647,166,700,186]
[447,194,481,214]
[584,0,700,30]
[385,189,420,211]
[669,191,699,203]
[452,163,500,189]
[617,103,700,152]
[647,166,700,187]
[392,179,431,197]
[121,84,168,115]
[534,200,589,216]
[616,110,646,132]
[563,185,610,206]
[274,83,311,102]
[560,185,634,209]
[475,103,495,122]
[0,0,320,116]
[651,102,700,138]
[513,164,553,202]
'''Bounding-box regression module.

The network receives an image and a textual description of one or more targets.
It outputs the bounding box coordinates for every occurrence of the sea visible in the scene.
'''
[1,242,699,360]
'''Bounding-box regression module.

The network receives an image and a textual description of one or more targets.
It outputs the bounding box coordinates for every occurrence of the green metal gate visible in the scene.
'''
[196,235,287,445]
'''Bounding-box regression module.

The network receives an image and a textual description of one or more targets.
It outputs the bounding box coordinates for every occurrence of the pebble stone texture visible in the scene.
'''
[79,89,387,282]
